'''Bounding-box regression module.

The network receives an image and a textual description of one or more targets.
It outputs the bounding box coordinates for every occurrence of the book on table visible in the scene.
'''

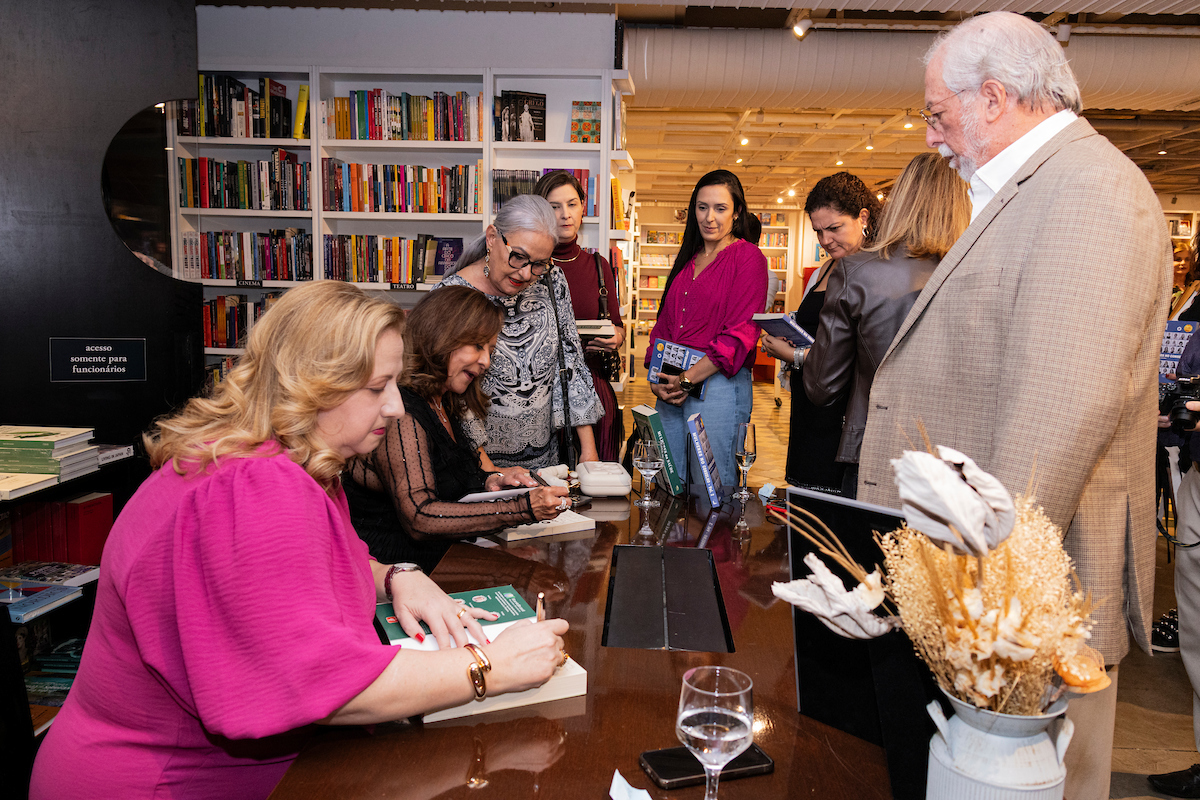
[0,426,94,454]
[491,509,596,543]
[630,404,684,496]
[686,414,724,507]
[4,584,83,623]
[374,585,586,722]
[752,313,815,348]
[0,445,99,475]
[0,560,100,587]
[647,339,707,399]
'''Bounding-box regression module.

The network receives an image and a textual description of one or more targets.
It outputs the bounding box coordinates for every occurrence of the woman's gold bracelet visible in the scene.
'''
[464,643,492,700]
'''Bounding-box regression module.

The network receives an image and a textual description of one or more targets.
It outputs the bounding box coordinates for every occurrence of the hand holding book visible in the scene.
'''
[386,568,499,650]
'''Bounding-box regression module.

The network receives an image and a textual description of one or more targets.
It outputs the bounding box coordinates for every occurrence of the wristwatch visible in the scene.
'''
[384,562,422,601]
[677,373,695,394]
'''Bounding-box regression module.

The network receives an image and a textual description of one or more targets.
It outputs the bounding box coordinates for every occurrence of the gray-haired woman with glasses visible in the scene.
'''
[437,194,603,470]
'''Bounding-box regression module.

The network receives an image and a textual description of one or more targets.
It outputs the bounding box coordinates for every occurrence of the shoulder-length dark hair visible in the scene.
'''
[401,285,503,420]
[660,170,755,307]
[533,170,586,205]
[804,171,882,248]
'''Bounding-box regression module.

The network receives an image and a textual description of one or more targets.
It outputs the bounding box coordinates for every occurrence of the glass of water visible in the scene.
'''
[734,423,756,503]
[632,438,663,508]
[676,666,754,800]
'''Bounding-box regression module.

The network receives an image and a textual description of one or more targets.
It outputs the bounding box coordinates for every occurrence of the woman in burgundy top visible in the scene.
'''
[645,169,768,485]
[535,170,627,461]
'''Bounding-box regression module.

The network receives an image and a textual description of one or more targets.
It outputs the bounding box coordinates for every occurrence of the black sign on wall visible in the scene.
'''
[49,338,147,382]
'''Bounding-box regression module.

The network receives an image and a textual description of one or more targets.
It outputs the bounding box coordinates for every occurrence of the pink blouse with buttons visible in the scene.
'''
[644,238,769,378]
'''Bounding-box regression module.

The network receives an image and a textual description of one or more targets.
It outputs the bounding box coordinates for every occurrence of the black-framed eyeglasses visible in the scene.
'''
[918,88,969,130]
[499,232,553,276]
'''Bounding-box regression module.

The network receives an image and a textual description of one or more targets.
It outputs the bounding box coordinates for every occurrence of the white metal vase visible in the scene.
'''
[926,689,1074,800]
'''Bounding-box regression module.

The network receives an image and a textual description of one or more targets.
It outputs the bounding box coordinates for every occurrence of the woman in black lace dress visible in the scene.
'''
[344,286,569,571]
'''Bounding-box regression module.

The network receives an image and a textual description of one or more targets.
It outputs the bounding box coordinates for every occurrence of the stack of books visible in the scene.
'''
[0,426,99,484]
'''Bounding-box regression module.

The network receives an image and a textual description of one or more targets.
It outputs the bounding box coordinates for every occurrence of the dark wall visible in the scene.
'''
[0,0,202,449]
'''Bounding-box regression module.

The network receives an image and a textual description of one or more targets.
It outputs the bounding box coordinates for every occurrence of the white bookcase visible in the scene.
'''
[165,65,636,373]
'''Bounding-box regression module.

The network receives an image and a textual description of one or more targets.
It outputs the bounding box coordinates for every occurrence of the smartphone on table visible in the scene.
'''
[639,743,774,789]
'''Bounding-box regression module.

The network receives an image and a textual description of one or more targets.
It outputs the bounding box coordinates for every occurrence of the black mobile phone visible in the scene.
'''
[639,744,773,789]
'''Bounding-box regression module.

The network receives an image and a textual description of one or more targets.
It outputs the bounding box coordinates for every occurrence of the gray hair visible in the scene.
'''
[453,194,560,273]
[925,11,1082,115]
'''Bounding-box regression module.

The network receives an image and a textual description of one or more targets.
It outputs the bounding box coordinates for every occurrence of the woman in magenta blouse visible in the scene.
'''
[645,169,768,484]
[29,282,568,800]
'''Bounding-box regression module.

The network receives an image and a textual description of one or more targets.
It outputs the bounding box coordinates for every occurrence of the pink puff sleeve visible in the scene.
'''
[705,242,768,377]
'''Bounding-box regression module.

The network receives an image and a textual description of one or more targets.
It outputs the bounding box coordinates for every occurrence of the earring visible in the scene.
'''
[484,246,491,278]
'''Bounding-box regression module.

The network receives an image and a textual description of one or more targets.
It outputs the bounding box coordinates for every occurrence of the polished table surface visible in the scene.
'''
[268,491,893,800]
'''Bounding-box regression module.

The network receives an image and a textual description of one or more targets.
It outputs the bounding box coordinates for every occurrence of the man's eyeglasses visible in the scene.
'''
[918,88,969,130]
[500,232,553,276]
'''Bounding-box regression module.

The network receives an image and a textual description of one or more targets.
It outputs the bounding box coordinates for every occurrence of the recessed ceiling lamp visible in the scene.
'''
[735,157,743,164]
[787,189,796,197]
[903,112,913,129]
[741,137,749,146]
[792,18,813,39]
[835,159,844,166]
[777,197,784,204]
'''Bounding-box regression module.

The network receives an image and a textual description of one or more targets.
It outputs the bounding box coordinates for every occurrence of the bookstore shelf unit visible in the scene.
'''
[167,65,635,386]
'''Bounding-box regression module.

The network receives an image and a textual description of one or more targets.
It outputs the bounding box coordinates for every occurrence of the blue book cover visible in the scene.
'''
[686,413,723,508]
[4,584,82,624]
[1161,320,1197,385]
[648,339,707,400]
[752,313,815,348]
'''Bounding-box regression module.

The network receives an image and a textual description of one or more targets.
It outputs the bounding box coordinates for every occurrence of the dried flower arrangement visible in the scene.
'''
[772,436,1109,716]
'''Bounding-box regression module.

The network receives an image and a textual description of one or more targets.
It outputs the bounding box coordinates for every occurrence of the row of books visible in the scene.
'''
[645,230,681,244]
[206,356,237,389]
[639,275,665,289]
[203,293,283,350]
[638,298,660,312]
[491,169,601,215]
[323,234,461,285]
[756,212,789,226]
[179,230,314,282]
[761,232,789,247]
[766,255,786,270]
[641,254,671,267]
[318,91,483,142]
[320,158,481,215]
[493,90,546,143]
[178,76,307,139]
[4,494,112,571]
[177,152,310,211]
[570,100,602,144]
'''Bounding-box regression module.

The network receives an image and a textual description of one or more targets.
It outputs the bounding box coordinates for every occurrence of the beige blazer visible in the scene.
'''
[857,119,1172,664]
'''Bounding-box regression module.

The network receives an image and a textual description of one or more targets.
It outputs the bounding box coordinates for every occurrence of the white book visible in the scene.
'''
[0,473,58,501]
[425,657,587,723]
[491,509,596,542]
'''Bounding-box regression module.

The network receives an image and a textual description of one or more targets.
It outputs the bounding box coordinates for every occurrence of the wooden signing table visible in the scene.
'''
[268,492,892,800]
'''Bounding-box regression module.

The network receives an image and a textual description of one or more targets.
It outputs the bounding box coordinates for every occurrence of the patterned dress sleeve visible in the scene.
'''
[347,414,536,539]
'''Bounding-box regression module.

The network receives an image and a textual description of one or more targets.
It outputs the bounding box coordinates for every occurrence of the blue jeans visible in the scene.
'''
[655,368,753,494]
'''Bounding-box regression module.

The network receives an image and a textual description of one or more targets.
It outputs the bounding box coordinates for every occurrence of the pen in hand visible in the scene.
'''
[536,591,546,622]
[528,468,551,487]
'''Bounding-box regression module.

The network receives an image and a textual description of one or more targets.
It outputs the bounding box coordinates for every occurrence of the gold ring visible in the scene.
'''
[559,650,569,667]
[457,607,467,619]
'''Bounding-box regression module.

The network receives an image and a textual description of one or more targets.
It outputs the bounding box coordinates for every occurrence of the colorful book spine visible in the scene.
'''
[686,413,723,507]
[630,404,684,495]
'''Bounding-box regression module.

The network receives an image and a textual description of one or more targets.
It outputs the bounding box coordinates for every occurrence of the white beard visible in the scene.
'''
[939,144,976,182]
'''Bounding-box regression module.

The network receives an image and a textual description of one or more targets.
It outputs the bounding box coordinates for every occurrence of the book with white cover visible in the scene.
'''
[0,473,58,501]
[491,509,596,542]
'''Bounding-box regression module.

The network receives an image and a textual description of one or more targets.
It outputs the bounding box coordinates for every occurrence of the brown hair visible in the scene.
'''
[534,170,586,205]
[868,152,970,260]
[145,281,406,490]
[401,285,503,420]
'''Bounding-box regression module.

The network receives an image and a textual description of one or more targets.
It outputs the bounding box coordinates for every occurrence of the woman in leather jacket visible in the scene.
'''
[802,152,970,497]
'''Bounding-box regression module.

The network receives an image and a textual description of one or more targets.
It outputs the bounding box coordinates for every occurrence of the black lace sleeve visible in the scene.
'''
[347,413,537,541]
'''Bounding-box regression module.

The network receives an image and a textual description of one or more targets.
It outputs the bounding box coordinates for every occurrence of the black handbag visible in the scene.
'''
[582,252,623,383]
[543,271,579,469]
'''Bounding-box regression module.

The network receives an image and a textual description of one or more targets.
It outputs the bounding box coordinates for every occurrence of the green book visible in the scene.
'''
[0,426,93,453]
[375,584,534,648]
[631,404,684,495]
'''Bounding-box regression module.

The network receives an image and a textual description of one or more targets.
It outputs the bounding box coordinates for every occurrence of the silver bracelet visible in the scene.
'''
[384,562,422,601]
[792,347,809,369]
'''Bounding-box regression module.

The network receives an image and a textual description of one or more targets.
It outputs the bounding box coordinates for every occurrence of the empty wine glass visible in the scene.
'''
[632,438,663,508]
[734,423,756,503]
[676,666,755,800]
[0,578,25,603]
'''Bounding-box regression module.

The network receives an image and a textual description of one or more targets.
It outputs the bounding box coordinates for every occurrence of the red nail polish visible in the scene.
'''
[415,633,425,644]
[485,637,492,645]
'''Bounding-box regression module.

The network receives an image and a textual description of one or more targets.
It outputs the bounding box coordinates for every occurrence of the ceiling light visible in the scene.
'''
[735,157,743,164]
[787,189,796,197]
[865,134,874,151]
[1159,140,1168,155]
[776,197,784,204]
[835,159,843,166]
[903,112,913,129]
[686,164,694,173]
[740,138,749,146]
[755,108,765,124]
[1056,23,1071,43]
[792,18,813,39]
[877,192,885,200]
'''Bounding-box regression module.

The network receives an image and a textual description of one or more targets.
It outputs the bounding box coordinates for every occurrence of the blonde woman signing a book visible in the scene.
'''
[645,170,768,484]
[29,282,568,800]
[344,286,570,572]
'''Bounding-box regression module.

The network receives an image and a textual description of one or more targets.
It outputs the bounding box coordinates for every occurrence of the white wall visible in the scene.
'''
[196,6,614,70]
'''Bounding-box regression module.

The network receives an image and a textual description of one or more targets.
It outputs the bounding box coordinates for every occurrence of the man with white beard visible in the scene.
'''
[854,11,1171,799]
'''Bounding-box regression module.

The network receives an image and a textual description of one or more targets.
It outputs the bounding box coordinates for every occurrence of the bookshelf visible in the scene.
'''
[165,65,636,377]
[1166,211,1197,242]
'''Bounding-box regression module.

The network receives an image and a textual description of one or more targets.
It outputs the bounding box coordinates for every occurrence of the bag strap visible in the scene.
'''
[594,252,610,321]
[541,270,577,468]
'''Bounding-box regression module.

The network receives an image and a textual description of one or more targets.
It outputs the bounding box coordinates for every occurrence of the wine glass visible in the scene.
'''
[632,438,663,509]
[676,666,755,800]
[0,578,25,603]
[734,423,756,503]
